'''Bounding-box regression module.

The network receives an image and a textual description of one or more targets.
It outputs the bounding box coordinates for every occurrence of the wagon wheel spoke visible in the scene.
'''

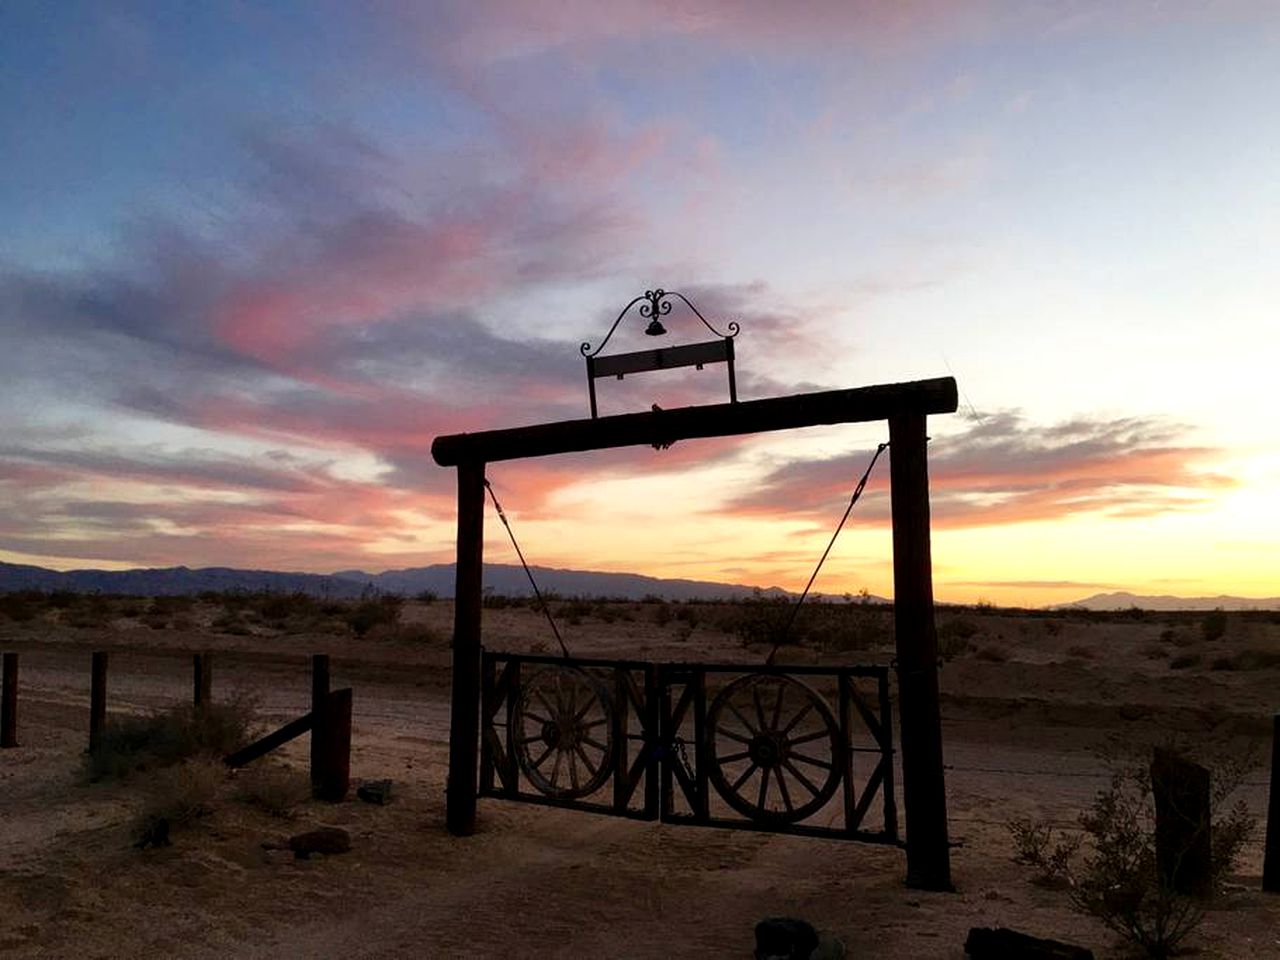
[534,690,557,720]
[788,728,830,747]
[778,702,813,737]
[731,761,760,792]
[775,768,795,813]
[757,767,771,811]
[725,701,759,736]
[568,749,580,791]
[781,758,821,797]
[549,749,564,787]
[574,742,600,777]
[790,752,832,771]
[752,684,767,732]
[770,681,786,729]
[530,743,554,770]
[718,727,754,745]
[720,749,751,764]
[522,709,551,726]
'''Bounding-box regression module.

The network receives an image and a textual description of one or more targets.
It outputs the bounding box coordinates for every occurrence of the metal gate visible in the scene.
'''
[480,651,899,844]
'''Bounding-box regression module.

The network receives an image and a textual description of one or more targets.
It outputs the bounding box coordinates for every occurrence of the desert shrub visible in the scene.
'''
[1169,653,1201,670]
[1041,619,1063,636]
[674,605,699,627]
[727,600,795,649]
[1011,754,1256,959]
[1140,643,1169,660]
[974,644,1009,663]
[1200,609,1228,643]
[234,762,310,818]
[0,591,42,622]
[1008,817,1081,886]
[253,591,318,623]
[211,610,251,635]
[59,593,114,628]
[651,602,673,626]
[935,616,979,659]
[86,697,257,781]
[1067,644,1099,660]
[139,757,225,827]
[345,595,403,637]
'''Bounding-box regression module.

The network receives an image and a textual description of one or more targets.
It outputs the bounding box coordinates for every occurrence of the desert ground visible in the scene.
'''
[1,594,1277,959]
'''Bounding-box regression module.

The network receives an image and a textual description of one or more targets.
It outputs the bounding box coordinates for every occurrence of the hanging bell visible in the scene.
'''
[644,318,667,336]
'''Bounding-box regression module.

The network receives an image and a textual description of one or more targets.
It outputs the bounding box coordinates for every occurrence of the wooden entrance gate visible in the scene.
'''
[480,652,898,844]
[432,291,956,889]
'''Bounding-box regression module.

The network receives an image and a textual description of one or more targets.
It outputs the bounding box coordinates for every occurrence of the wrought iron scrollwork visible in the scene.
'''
[580,289,740,358]
[514,666,616,799]
[706,673,841,824]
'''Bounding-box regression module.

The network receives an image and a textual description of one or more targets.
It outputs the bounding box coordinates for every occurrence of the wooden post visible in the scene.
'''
[313,688,352,802]
[888,413,953,891]
[1264,715,1280,893]
[1151,748,1211,896]
[310,654,330,789]
[447,459,486,836]
[1,652,17,748]
[89,651,108,753]
[193,652,212,708]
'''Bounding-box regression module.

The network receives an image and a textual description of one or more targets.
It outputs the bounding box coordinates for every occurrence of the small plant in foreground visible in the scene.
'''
[1009,753,1255,959]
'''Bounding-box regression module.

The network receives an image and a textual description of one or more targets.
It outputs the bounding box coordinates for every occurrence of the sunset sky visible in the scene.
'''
[2,2,1277,606]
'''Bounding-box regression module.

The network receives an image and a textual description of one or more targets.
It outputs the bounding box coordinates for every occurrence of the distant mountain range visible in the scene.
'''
[0,560,795,603]
[1,562,1273,610]
[1060,591,1280,612]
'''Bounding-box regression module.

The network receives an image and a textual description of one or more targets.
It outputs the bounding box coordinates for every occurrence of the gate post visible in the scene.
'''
[447,459,486,836]
[888,413,953,891]
[2,652,17,748]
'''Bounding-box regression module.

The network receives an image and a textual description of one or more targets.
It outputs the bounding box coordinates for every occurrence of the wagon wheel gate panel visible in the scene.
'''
[480,651,899,844]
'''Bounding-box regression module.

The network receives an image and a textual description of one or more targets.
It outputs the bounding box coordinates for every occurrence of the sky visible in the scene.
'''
[1,1,1277,607]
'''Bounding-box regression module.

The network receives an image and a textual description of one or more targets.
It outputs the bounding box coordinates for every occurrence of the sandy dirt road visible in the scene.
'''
[1,612,1277,959]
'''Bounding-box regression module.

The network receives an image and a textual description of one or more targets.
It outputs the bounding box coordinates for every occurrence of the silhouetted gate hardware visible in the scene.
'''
[480,651,899,844]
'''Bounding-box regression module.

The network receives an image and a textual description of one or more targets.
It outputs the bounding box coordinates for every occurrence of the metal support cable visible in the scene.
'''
[483,480,571,659]
[766,442,889,666]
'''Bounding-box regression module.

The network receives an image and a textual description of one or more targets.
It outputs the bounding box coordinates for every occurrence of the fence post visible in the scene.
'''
[89,651,108,753]
[1265,715,1280,893]
[310,654,330,789]
[1151,748,1211,896]
[2,652,17,748]
[193,652,212,708]
[313,688,352,802]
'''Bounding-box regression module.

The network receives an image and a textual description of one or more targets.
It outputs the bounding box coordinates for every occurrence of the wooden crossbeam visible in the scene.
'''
[432,377,957,465]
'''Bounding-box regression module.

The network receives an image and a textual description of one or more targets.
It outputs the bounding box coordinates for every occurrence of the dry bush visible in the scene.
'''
[234,762,311,818]
[1066,644,1099,660]
[345,595,403,637]
[1169,653,1201,670]
[86,697,258,781]
[0,591,42,622]
[1008,817,1080,887]
[1200,609,1228,642]
[139,757,225,827]
[1010,752,1256,959]
[974,644,1009,663]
